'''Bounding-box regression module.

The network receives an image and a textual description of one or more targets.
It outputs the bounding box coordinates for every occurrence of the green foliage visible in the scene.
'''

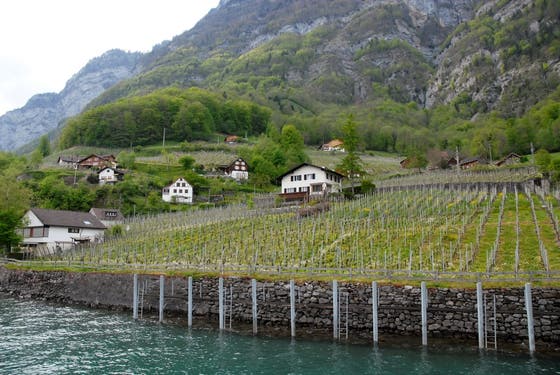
[535,149,551,174]
[59,87,271,149]
[33,176,96,211]
[0,154,31,252]
[179,155,195,170]
[38,135,51,157]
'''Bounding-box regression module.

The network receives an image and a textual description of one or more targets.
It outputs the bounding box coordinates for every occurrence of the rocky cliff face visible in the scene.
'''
[0,50,141,151]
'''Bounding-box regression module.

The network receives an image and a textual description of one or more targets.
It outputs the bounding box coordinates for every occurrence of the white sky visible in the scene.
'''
[0,0,220,116]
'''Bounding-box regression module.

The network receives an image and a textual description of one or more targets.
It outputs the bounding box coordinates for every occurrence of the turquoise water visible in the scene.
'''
[1,297,558,374]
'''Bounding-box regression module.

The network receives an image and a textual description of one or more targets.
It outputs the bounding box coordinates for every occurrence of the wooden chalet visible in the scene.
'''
[495,153,522,167]
[320,139,345,152]
[224,135,240,144]
[219,158,249,180]
[77,154,117,169]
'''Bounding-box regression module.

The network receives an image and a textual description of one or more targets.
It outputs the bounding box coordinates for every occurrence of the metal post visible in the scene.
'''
[477,282,485,349]
[290,280,296,337]
[372,281,378,345]
[187,276,193,327]
[159,275,164,323]
[133,274,138,320]
[219,277,224,330]
[252,279,258,335]
[421,282,428,346]
[333,280,339,339]
[525,283,535,353]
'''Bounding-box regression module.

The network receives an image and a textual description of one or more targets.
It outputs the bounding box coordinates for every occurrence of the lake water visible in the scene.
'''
[1,297,559,374]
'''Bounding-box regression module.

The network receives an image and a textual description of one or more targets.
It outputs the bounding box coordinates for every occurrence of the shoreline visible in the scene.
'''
[1,266,559,354]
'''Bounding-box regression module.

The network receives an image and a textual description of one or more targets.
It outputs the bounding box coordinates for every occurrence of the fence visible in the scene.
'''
[11,259,560,283]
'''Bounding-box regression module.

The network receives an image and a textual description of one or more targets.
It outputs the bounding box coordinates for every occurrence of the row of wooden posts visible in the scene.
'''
[131,275,537,353]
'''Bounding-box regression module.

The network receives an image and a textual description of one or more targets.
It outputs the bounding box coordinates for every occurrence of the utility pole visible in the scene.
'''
[455,146,460,175]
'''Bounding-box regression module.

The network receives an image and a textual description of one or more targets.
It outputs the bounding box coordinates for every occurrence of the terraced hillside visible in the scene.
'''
[45,182,560,282]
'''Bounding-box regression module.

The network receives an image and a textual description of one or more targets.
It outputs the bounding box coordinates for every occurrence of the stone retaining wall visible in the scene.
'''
[1,267,559,349]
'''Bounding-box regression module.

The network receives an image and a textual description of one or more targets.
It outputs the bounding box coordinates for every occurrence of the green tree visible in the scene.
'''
[179,155,196,170]
[535,148,551,174]
[280,124,308,168]
[337,114,364,194]
[117,151,136,169]
[0,164,30,253]
[38,135,51,157]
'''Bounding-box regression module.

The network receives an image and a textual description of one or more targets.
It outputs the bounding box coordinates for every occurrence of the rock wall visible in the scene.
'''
[1,267,559,350]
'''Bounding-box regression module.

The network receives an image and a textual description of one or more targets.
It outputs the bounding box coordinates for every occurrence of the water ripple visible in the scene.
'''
[1,297,559,375]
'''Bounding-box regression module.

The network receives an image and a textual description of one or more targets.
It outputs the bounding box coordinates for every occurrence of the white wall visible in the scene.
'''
[281,165,342,195]
[162,178,193,203]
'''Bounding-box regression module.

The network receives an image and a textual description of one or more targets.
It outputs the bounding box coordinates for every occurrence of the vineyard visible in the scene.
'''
[43,181,560,283]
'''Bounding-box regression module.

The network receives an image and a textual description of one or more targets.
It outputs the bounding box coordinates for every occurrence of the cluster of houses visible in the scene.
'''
[29,139,348,254]
[21,161,345,255]
[57,154,125,185]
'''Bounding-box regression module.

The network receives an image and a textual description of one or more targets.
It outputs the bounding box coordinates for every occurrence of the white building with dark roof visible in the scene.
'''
[22,208,106,254]
[278,163,345,200]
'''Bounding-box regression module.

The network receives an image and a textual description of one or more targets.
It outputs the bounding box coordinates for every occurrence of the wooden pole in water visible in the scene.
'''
[159,275,164,323]
[372,281,378,345]
[252,279,258,335]
[333,280,339,339]
[477,282,485,349]
[219,277,224,330]
[290,280,296,337]
[133,274,138,320]
[187,276,193,327]
[525,283,536,353]
[421,282,428,346]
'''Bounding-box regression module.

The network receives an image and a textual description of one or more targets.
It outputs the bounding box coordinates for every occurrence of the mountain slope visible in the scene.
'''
[0,50,142,151]
[92,0,480,110]
[427,0,560,115]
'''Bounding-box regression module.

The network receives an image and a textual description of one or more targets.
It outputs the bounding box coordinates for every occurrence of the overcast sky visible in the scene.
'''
[0,0,220,116]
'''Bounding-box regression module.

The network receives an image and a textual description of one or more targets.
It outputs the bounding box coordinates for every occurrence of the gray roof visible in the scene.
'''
[30,208,106,229]
[89,208,125,222]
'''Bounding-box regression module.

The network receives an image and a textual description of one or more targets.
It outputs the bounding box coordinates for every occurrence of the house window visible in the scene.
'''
[68,227,80,234]
[173,189,177,193]
[185,189,189,194]
[182,183,186,187]
[312,185,323,192]
[284,188,297,193]
[304,173,316,180]
[299,187,309,192]
[105,211,117,217]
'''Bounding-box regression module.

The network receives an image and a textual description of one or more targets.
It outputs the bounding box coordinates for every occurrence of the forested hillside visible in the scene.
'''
[66,0,559,159]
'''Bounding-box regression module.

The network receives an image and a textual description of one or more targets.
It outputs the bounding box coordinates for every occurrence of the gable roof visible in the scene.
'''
[29,208,106,229]
[495,152,522,166]
[164,177,192,189]
[89,208,125,222]
[97,167,125,175]
[278,163,346,180]
[324,139,344,147]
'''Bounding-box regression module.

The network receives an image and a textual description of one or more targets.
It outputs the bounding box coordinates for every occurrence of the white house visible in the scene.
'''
[97,167,124,185]
[279,163,344,199]
[22,208,106,255]
[162,177,193,204]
